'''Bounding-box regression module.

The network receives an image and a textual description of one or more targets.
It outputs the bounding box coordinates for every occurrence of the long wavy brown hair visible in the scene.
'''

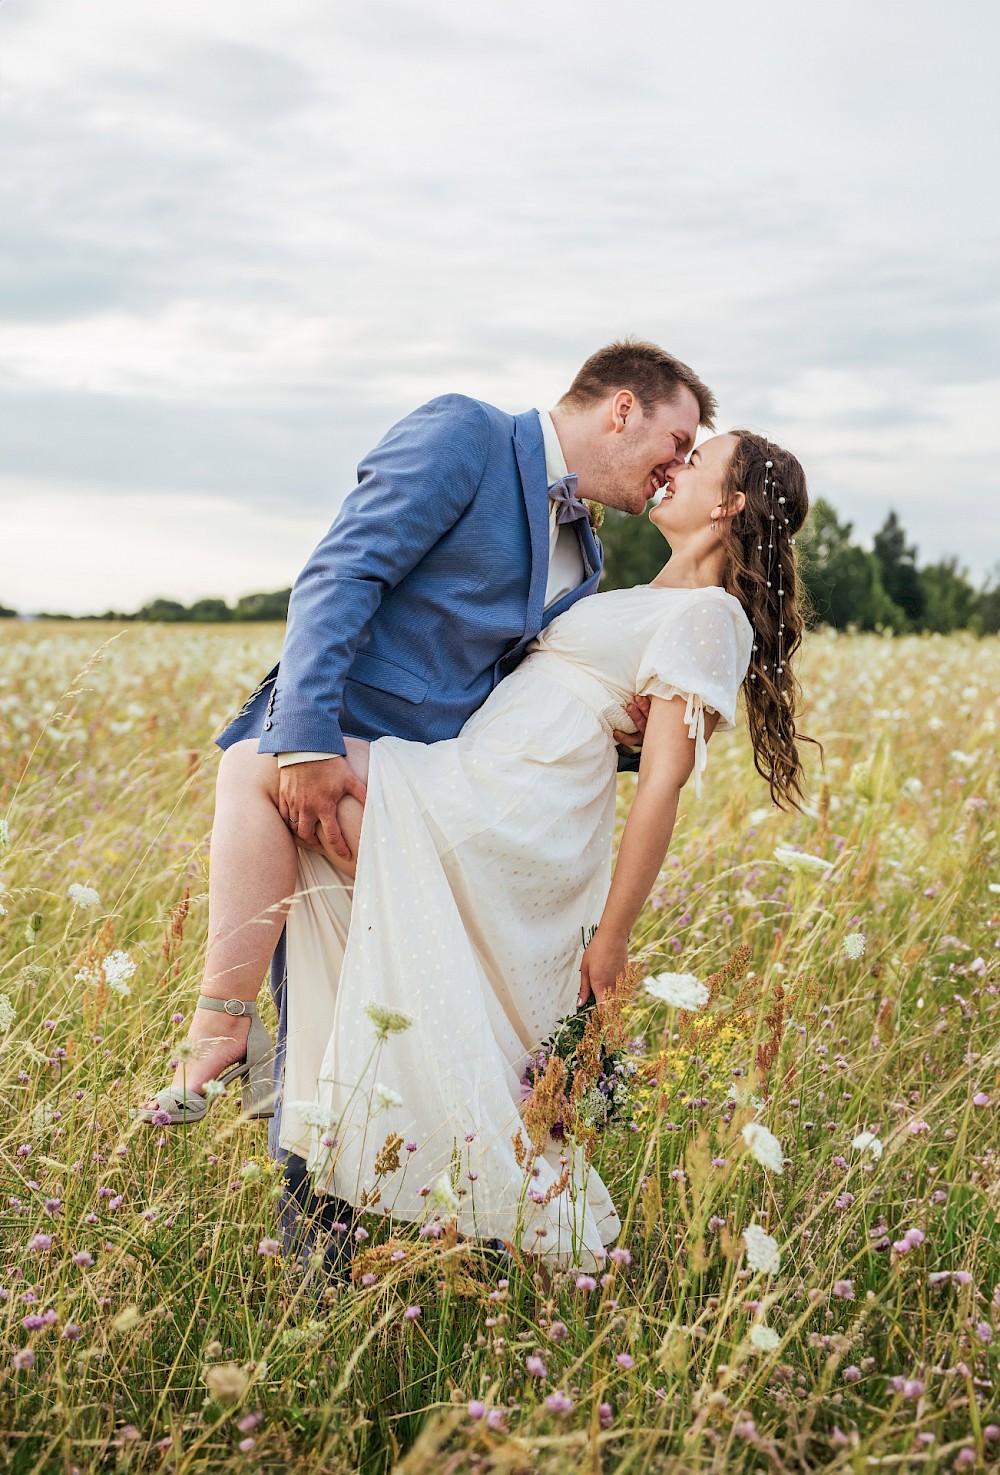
[716,430,819,811]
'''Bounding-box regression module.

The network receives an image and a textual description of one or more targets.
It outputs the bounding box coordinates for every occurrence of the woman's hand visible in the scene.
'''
[578,928,629,1008]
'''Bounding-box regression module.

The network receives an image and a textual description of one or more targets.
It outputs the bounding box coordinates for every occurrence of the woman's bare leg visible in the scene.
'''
[141,739,296,1104]
[140,736,370,1106]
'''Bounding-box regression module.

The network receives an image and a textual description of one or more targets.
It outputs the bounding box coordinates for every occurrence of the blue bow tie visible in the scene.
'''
[548,472,589,525]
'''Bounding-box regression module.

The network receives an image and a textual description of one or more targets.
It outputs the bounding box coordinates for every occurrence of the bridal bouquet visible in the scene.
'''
[518,965,642,1142]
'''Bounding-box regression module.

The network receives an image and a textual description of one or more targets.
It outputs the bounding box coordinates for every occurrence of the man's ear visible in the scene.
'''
[610,390,635,432]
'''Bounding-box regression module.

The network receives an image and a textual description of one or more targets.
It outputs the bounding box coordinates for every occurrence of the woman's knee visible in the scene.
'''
[217,738,278,800]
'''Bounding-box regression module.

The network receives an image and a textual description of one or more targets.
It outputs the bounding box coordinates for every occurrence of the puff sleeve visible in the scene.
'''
[635,591,754,796]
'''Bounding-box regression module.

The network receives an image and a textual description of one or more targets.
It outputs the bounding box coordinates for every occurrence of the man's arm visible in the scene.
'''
[261,394,491,761]
[263,396,491,856]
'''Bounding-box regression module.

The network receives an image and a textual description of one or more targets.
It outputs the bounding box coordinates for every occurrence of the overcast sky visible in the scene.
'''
[1,0,998,614]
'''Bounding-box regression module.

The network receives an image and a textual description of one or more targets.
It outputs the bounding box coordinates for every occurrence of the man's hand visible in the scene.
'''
[612,694,651,749]
[277,757,367,860]
[577,927,630,1009]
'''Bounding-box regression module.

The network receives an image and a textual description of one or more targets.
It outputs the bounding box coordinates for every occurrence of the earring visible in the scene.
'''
[710,518,716,532]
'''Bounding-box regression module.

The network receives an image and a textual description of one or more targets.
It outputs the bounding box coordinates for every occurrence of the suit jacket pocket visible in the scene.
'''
[347,651,429,704]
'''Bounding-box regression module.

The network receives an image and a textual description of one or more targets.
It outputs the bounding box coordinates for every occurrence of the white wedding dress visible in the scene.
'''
[279,584,753,1270]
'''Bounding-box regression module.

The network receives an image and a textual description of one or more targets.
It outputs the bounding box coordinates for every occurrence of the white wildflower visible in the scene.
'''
[0,818,9,848]
[363,1002,414,1038]
[67,883,101,909]
[902,777,923,797]
[851,1131,883,1160]
[773,845,833,875]
[948,750,976,768]
[644,972,709,1011]
[749,1324,781,1352]
[577,1086,610,1129]
[373,1082,403,1110]
[843,932,866,960]
[202,1078,226,1099]
[428,1172,460,1214]
[743,1223,781,1275]
[101,950,136,996]
[31,1101,58,1134]
[742,1122,784,1174]
[0,993,14,1032]
[288,1099,340,1133]
[988,883,1000,896]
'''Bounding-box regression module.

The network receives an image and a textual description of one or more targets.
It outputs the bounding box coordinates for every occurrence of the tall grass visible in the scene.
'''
[1,621,997,1473]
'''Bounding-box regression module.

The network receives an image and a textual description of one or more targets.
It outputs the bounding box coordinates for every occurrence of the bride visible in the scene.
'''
[137,427,810,1271]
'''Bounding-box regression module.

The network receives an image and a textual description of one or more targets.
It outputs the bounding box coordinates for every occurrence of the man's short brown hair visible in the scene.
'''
[559,337,716,430]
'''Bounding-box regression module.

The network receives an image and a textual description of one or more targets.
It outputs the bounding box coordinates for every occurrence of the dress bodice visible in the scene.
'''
[524,584,755,794]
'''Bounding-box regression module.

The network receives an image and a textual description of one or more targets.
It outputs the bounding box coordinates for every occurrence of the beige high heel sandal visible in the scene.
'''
[132,996,275,1125]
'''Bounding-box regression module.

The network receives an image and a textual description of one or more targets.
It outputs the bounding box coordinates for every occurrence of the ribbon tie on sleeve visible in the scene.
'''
[548,472,589,525]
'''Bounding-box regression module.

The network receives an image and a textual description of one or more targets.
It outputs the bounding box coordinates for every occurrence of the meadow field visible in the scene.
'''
[0,620,998,1474]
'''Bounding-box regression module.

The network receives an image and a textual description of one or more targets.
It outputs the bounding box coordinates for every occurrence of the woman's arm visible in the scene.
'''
[578,693,720,1006]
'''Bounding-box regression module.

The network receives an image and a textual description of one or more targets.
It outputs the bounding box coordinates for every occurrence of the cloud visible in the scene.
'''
[1,0,998,610]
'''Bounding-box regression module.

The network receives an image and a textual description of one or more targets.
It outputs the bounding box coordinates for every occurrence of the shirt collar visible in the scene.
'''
[538,409,569,487]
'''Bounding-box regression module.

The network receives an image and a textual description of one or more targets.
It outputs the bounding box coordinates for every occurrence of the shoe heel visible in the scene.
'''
[240,1013,275,1119]
[241,1052,275,1119]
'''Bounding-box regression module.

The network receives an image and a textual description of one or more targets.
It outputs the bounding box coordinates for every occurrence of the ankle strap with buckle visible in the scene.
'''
[196,996,260,1019]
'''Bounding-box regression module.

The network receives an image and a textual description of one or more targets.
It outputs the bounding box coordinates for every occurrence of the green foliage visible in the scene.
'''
[789,499,906,631]
[920,558,982,634]
[873,510,926,626]
[598,509,669,590]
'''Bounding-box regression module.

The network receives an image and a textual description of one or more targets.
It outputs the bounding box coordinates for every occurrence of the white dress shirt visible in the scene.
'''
[278,408,586,767]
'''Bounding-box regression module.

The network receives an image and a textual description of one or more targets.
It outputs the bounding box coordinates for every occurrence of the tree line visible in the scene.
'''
[2,502,997,633]
[599,500,1000,634]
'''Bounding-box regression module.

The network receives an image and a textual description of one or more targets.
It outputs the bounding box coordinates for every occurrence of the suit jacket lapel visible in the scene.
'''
[512,409,551,641]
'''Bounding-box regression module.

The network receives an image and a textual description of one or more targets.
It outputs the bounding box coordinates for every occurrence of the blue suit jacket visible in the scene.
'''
[217,393,603,755]
[215,394,606,1160]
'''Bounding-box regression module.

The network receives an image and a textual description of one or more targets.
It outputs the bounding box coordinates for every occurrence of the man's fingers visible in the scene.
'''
[316,812,351,860]
[612,728,640,747]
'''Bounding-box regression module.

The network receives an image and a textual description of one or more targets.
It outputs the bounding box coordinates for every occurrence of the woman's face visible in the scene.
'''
[647,432,738,539]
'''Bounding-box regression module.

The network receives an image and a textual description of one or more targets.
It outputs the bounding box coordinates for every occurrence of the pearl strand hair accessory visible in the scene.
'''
[749,443,791,684]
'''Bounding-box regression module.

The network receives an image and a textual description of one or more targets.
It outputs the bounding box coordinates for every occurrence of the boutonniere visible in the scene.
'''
[585,500,604,534]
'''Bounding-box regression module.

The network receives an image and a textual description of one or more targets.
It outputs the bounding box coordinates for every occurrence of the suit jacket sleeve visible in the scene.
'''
[258,395,491,756]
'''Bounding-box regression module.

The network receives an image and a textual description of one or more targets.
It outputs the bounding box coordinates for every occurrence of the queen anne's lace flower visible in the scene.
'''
[749,1324,781,1352]
[67,883,101,909]
[644,972,709,1011]
[363,1002,414,1037]
[289,1100,340,1133]
[743,1223,781,1275]
[373,1082,403,1110]
[851,1130,883,1159]
[844,932,866,959]
[742,1122,784,1174]
[0,993,14,1031]
[101,950,136,996]
[773,845,833,874]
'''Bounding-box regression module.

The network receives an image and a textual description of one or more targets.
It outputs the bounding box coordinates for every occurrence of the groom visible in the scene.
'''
[216,337,716,1272]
